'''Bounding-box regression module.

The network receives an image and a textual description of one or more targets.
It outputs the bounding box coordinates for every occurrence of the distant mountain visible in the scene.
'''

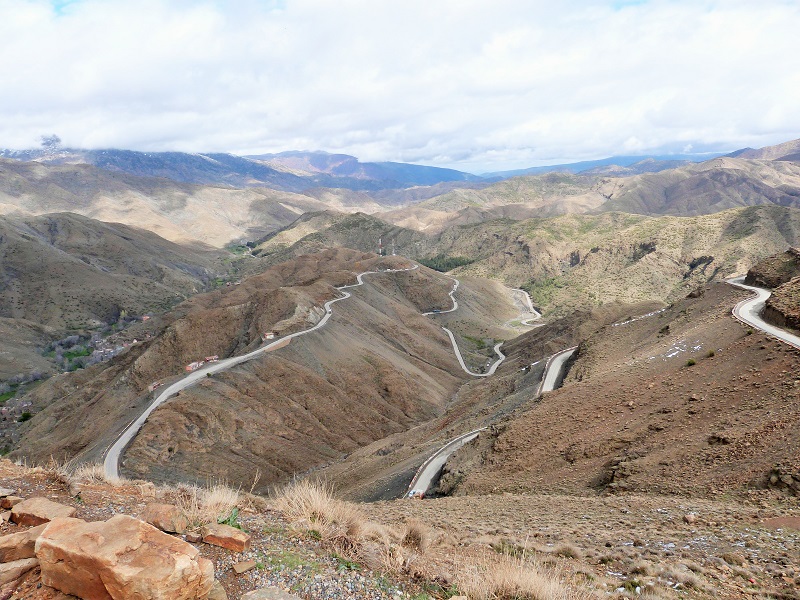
[0,146,481,193]
[0,158,383,247]
[247,150,482,187]
[483,153,724,178]
[726,137,800,161]
[598,156,800,216]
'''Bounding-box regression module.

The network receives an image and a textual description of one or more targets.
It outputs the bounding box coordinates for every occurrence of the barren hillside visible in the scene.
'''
[9,249,519,493]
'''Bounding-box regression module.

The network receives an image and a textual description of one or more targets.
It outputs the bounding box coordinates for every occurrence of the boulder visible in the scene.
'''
[202,523,251,552]
[0,557,38,587]
[10,497,76,526]
[0,488,15,497]
[142,503,189,534]
[0,524,46,562]
[207,580,228,600]
[0,496,23,510]
[36,515,214,600]
[242,589,302,600]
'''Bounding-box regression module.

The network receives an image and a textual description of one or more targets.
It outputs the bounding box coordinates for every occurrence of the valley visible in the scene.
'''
[2,137,800,600]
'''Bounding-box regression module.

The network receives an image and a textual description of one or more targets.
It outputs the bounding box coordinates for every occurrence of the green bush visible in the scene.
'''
[18,411,32,422]
[686,359,696,367]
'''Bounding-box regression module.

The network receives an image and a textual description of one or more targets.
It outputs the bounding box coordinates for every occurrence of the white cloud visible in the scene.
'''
[0,0,799,172]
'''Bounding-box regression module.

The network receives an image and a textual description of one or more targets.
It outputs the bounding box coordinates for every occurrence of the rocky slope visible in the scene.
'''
[256,205,800,317]
[439,282,800,499]
[9,248,519,493]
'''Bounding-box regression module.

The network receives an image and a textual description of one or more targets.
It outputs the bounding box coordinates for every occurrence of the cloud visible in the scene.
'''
[1,0,799,171]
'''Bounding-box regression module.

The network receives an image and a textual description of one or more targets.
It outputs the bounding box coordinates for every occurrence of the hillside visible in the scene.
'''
[598,156,800,216]
[9,248,519,492]
[0,213,222,329]
[0,159,382,247]
[254,206,800,317]
[728,137,800,161]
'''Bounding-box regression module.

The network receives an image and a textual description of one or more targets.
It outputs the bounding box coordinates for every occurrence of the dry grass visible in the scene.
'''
[173,482,241,530]
[70,463,127,487]
[274,480,432,575]
[457,553,592,600]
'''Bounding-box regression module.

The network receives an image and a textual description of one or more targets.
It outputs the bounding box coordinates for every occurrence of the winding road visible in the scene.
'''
[538,346,578,396]
[405,428,486,498]
[423,276,507,377]
[727,277,800,350]
[104,264,419,479]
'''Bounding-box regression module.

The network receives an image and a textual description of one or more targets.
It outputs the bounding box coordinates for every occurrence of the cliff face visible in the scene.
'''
[764,277,800,332]
[745,247,800,288]
[746,248,800,332]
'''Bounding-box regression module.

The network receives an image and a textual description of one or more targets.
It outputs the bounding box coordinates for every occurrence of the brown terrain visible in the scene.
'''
[8,248,520,495]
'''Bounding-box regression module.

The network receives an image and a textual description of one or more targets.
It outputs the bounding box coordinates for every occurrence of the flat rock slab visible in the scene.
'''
[36,515,214,600]
[11,497,76,526]
[0,488,15,497]
[233,560,257,574]
[202,523,251,553]
[0,523,46,562]
[242,588,302,600]
[142,503,188,534]
[0,557,39,587]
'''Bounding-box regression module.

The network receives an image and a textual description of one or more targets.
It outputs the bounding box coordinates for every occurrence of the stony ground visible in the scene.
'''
[365,491,800,600]
[0,460,419,600]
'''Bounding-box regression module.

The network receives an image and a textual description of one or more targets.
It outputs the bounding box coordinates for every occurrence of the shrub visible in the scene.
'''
[686,359,696,367]
[457,553,588,600]
[706,350,715,358]
[175,482,240,530]
[18,412,32,422]
[275,480,431,574]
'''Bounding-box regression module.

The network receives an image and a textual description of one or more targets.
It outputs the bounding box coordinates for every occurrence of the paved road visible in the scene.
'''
[405,428,486,498]
[727,277,800,350]
[422,277,459,315]
[423,276,506,376]
[510,288,542,326]
[103,264,419,479]
[441,328,505,377]
[537,346,578,396]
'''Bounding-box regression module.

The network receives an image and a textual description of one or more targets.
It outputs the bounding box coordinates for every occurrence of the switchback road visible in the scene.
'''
[104,264,419,479]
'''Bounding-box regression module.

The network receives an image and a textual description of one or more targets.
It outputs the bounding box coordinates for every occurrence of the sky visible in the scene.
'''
[1,0,799,173]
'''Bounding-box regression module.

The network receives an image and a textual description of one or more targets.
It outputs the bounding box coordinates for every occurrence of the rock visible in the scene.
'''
[36,515,214,600]
[242,588,302,600]
[0,496,23,510]
[233,560,257,574]
[142,503,189,534]
[0,557,39,587]
[0,511,9,522]
[185,532,202,543]
[207,580,228,600]
[10,497,76,526]
[683,513,698,524]
[202,523,251,552]
[0,524,46,562]
[0,488,15,497]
